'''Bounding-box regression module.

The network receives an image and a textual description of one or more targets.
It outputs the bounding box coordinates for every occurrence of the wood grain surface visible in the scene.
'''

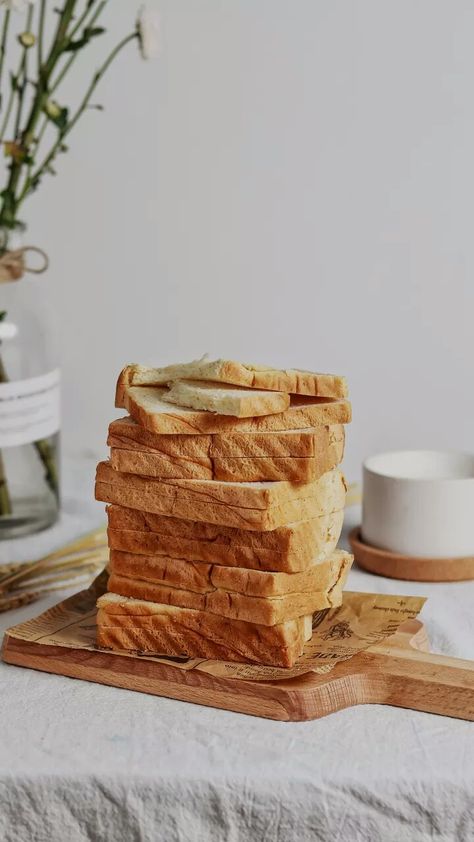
[3,619,474,722]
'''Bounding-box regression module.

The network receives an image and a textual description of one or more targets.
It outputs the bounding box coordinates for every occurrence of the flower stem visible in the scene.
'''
[21,0,108,192]
[68,0,105,41]
[33,437,59,502]
[0,0,79,228]
[37,0,46,75]
[0,450,12,516]
[0,5,34,144]
[49,1,107,94]
[13,5,35,140]
[0,9,11,105]
[0,350,11,515]
[17,30,137,209]
[66,31,137,134]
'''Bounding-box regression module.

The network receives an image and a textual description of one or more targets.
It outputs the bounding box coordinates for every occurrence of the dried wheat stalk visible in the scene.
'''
[0,527,108,612]
[0,528,107,591]
[14,562,106,592]
[0,591,42,612]
[0,575,96,613]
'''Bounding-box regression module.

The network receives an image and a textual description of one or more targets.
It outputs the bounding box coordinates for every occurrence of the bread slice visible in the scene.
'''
[95,463,347,530]
[107,556,350,624]
[107,505,345,572]
[116,386,351,435]
[97,592,313,667]
[97,460,343,508]
[161,380,290,418]
[109,548,352,597]
[97,481,340,531]
[110,445,343,483]
[117,358,348,400]
[108,416,345,459]
[110,448,213,481]
[212,550,352,596]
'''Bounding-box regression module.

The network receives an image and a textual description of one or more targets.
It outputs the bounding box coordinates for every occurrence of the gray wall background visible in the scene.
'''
[23,1,474,479]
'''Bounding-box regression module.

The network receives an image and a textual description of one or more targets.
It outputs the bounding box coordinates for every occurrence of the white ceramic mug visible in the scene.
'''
[362,450,474,558]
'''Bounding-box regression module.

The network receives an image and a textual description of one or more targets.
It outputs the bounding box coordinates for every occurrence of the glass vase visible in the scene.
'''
[0,231,60,538]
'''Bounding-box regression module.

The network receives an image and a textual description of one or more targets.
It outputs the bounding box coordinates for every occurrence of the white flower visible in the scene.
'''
[0,0,36,10]
[136,4,160,60]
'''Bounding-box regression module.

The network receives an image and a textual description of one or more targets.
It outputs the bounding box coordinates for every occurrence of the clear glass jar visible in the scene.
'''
[0,231,60,538]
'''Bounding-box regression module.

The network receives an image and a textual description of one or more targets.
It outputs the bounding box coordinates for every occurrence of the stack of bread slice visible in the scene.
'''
[95,357,353,668]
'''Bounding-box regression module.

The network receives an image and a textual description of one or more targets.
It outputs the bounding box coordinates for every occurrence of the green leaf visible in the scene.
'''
[64,25,106,52]
[0,312,7,322]
[63,38,87,52]
[54,107,69,131]
[84,26,106,37]
[44,101,69,131]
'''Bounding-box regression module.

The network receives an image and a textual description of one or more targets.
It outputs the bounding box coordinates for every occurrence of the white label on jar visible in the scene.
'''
[0,368,60,447]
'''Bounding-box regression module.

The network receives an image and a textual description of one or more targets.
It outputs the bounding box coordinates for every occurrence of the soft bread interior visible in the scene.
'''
[161,379,290,417]
[120,386,341,413]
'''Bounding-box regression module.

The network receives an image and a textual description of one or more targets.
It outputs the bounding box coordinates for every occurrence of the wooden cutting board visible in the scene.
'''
[3,619,474,721]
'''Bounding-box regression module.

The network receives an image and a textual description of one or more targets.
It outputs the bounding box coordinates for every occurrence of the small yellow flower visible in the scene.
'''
[3,141,25,161]
[44,101,61,120]
[18,31,36,48]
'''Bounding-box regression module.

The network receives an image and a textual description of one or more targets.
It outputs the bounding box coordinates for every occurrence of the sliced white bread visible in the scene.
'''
[108,548,351,597]
[161,379,290,418]
[116,386,351,434]
[97,591,313,667]
[107,559,350,625]
[109,439,343,483]
[117,357,348,399]
[106,505,345,572]
[108,416,346,459]
[95,462,347,530]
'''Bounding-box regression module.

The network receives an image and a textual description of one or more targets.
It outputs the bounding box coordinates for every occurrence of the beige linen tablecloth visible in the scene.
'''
[1,457,473,842]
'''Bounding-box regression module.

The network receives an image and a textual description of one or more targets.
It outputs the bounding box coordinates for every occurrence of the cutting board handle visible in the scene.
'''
[364,646,474,721]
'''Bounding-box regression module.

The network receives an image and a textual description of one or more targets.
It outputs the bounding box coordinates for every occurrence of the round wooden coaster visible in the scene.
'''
[349,527,474,582]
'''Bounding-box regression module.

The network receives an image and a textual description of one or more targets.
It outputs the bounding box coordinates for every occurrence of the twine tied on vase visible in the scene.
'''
[0,247,49,283]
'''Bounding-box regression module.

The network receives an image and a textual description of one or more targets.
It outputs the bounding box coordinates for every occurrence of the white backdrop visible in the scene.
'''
[22,0,474,479]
